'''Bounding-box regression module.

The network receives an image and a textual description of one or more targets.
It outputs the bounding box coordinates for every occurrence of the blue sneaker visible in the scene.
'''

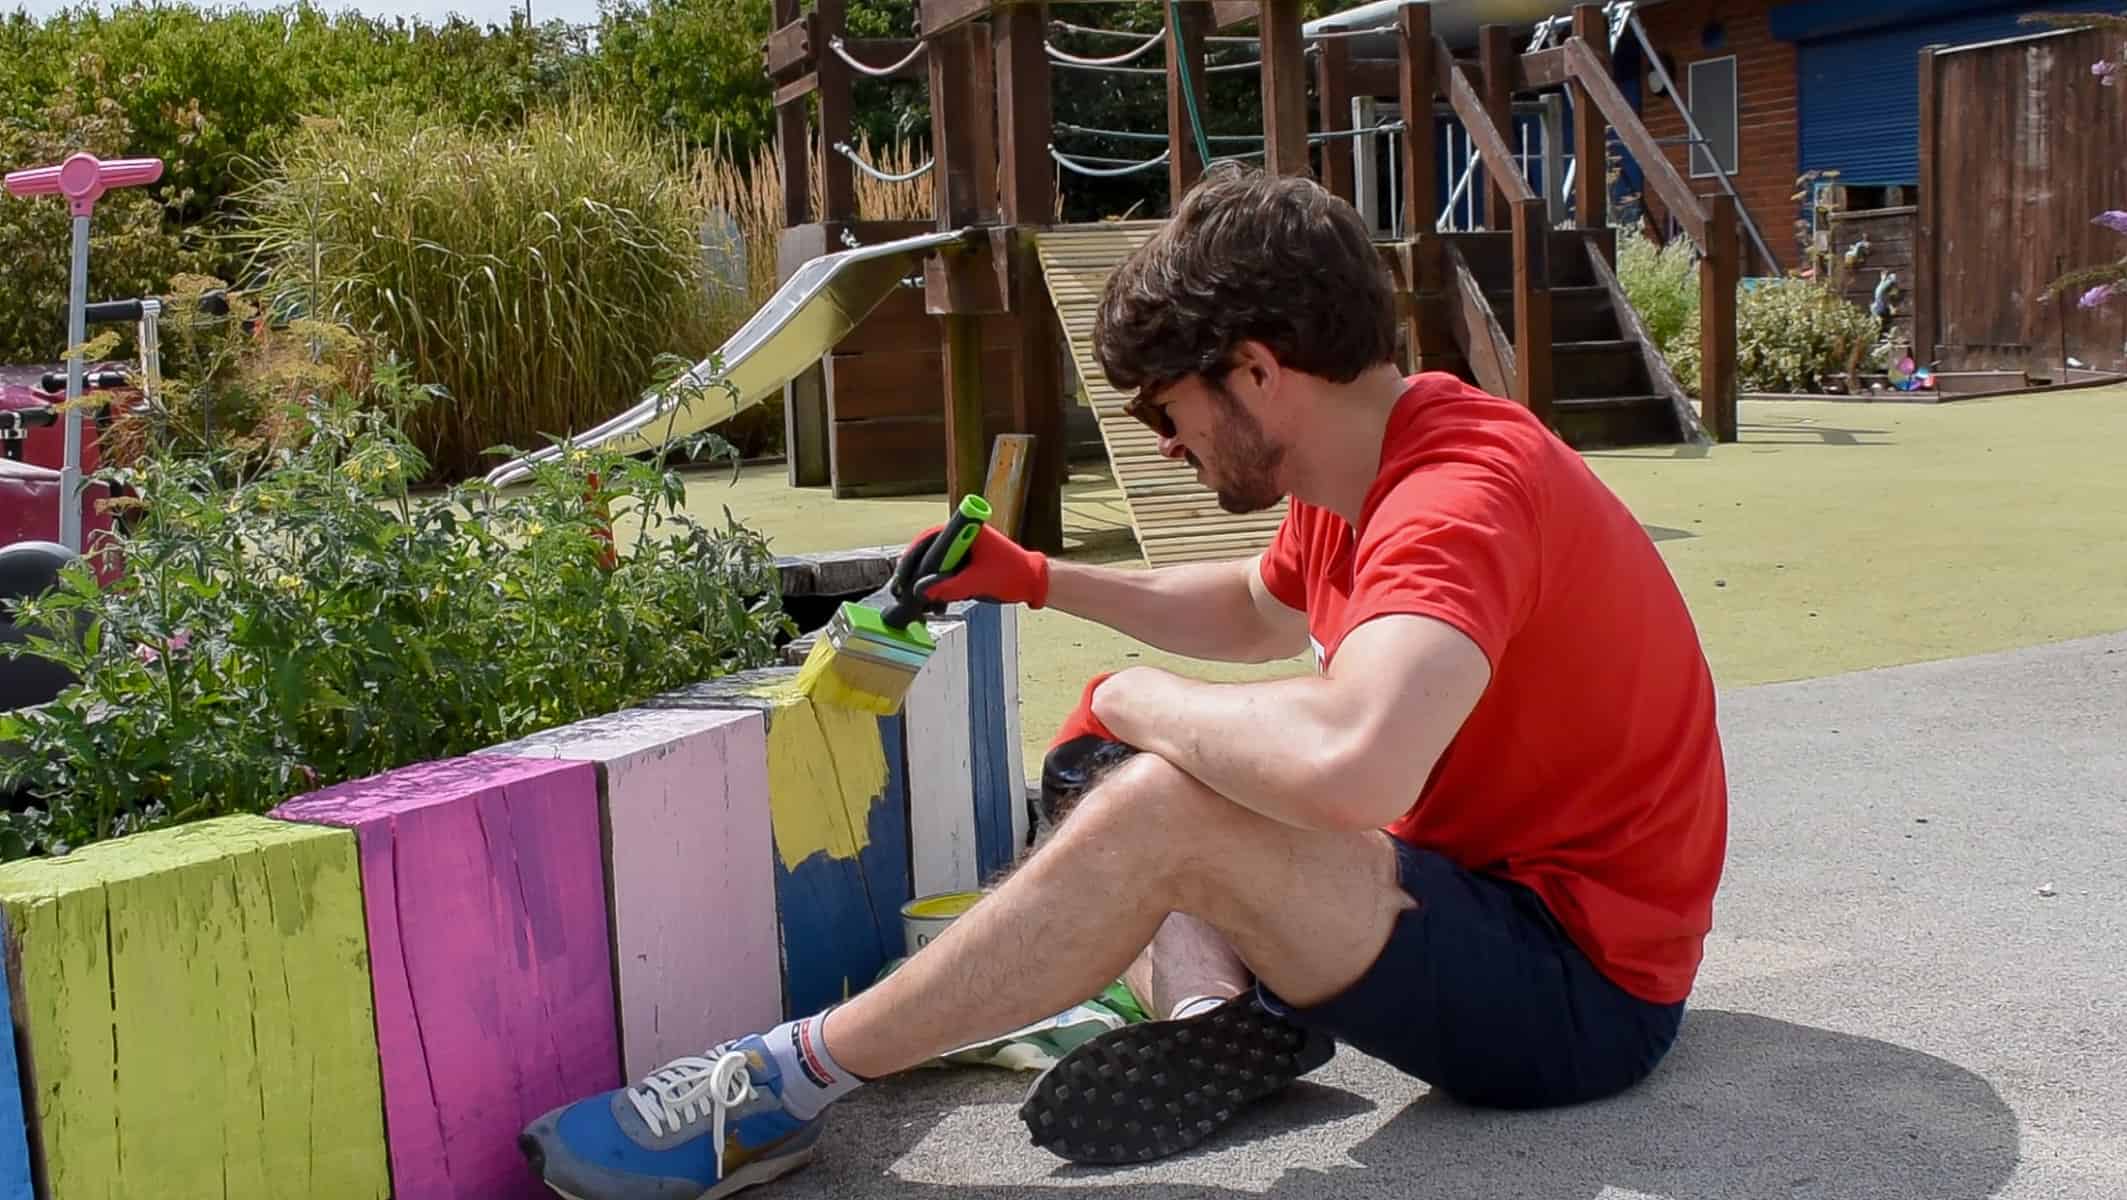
[520,1035,824,1200]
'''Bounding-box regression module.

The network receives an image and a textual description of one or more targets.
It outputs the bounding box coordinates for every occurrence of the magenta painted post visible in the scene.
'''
[5,152,163,215]
[273,755,620,1200]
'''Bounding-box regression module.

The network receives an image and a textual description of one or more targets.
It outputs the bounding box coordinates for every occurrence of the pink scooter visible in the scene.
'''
[2,153,159,716]
[3,152,161,558]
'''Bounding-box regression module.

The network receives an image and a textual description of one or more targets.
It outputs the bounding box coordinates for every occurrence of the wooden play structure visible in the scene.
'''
[764,0,1740,565]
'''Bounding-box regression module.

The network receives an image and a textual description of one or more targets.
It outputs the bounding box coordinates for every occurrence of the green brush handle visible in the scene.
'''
[884,493,991,629]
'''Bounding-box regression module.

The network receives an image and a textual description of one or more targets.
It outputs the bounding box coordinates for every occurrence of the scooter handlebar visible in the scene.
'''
[5,153,163,216]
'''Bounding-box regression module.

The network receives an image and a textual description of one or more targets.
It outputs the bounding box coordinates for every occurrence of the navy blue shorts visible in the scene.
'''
[1256,837,1686,1109]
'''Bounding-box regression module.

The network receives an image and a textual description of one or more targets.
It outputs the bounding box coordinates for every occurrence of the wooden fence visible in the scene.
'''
[1917,25,2127,376]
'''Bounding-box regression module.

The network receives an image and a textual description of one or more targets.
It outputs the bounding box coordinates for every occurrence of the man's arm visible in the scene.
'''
[1090,612,1491,831]
[1042,553,1310,664]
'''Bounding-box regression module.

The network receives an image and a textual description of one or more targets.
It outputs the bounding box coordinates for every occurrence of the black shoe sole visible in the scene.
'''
[1017,997,1334,1165]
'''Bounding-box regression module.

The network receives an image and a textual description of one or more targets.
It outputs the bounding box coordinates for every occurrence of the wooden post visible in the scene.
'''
[1570,4,1608,230]
[1316,31,1355,203]
[1479,25,1515,229]
[817,0,856,221]
[1914,44,1939,367]
[1699,193,1739,442]
[1261,0,1309,176]
[1166,0,1210,204]
[929,20,999,503]
[773,0,810,227]
[1398,4,1436,237]
[995,1,1064,553]
[1512,195,1553,424]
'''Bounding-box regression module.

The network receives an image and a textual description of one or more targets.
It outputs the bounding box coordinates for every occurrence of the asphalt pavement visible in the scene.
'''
[767,630,2127,1200]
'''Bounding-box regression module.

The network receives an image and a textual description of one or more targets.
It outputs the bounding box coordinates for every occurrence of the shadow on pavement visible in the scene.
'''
[815,1009,2019,1199]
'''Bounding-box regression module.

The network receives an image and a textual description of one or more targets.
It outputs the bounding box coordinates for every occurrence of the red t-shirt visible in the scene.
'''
[1258,373,1727,1004]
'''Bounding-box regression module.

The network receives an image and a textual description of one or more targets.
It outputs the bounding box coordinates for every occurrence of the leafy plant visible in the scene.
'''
[1612,225,1699,364]
[0,354,793,860]
[237,102,723,481]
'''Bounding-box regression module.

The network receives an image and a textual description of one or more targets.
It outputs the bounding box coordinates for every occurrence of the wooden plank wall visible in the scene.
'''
[827,283,1024,497]
[1826,206,1916,352]
[0,815,390,1200]
[1922,27,2127,374]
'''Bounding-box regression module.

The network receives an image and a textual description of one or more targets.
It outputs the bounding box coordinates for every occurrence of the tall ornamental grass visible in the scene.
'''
[240,103,719,480]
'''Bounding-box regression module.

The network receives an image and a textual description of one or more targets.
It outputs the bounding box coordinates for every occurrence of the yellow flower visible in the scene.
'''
[276,573,302,592]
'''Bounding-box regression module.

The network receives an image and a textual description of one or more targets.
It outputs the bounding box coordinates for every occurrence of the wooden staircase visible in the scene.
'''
[1414,230,1705,448]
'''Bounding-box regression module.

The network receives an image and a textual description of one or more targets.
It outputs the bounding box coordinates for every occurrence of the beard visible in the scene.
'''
[1200,383,1286,514]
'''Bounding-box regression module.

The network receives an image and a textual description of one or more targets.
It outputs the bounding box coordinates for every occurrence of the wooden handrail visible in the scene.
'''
[1436,37,1535,207]
[1562,37,1707,245]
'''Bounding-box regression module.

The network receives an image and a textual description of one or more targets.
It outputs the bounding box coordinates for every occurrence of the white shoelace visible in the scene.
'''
[626,1049,757,1176]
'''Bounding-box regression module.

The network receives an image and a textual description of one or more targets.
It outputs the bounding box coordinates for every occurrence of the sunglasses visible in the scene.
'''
[1123,390,1176,439]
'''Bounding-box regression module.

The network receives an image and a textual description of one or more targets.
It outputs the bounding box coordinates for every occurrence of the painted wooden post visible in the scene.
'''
[0,815,389,1200]
[964,602,1024,877]
[1316,32,1356,205]
[999,602,1028,851]
[1260,0,1310,177]
[273,756,618,1200]
[994,0,1066,555]
[0,942,24,1200]
[1914,44,1940,368]
[1700,193,1740,442]
[817,0,857,222]
[647,671,913,1016]
[1479,25,1516,230]
[1512,195,1555,425]
[772,0,810,228]
[1570,4,1609,232]
[904,616,980,894]
[484,707,782,1079]
[1399,4,1437,238]
[1166,0,1210,203]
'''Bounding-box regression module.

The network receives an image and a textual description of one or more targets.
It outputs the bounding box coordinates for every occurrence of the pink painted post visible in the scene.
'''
[273,755,619,1200]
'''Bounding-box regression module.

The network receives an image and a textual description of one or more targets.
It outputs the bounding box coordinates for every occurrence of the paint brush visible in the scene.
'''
[794,493,992,714]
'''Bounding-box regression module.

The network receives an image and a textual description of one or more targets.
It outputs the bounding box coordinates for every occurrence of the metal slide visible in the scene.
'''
[483,226,981,490]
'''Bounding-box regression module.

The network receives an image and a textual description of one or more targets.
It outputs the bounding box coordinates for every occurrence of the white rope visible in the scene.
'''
[832,141,935,183]
[1049,18,1254,45]
[829,35,927,78]
[1043,29,1165,66]
[1049,145,1171,177]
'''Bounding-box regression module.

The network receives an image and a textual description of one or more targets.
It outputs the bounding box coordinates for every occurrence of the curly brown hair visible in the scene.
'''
[1092,161,1398,400]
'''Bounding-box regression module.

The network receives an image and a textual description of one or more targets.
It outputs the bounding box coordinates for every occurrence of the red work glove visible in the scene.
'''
[1047,672,1120,752]
[893,521,1051,610]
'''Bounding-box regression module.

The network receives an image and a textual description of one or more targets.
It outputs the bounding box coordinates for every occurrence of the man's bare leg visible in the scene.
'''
[1124,913,1251,1019]
[821,751,1412,1081]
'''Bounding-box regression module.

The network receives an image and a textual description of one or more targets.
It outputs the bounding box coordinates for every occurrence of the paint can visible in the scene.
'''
[901,890,982,953]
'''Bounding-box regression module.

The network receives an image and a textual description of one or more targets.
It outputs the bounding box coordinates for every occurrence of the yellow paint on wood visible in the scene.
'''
[0,815,390,1200]
[751,682,892,867]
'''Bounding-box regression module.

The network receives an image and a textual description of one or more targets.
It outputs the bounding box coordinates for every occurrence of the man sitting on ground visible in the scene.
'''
[519,161,1729,1200]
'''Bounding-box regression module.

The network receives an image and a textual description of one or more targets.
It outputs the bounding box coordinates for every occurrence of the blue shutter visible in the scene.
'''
[1799,1,2119,185]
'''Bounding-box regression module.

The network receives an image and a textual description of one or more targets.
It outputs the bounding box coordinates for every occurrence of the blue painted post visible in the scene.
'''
[965,603,1018,878]
[0,914,31,1200]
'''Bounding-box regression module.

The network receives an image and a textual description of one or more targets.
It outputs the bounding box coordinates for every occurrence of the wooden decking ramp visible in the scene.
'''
[1034,221,1288,567]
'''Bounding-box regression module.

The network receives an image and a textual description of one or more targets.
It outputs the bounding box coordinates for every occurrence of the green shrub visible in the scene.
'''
[1612,225,1699,363]
[0,64,205,364]
[0,360,791,860]
[1730,276,1883,394]
[240,103,722,480]
[1611,227,1882,396]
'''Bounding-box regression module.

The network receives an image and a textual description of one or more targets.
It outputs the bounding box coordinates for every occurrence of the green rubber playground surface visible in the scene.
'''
[675,388,2127,765]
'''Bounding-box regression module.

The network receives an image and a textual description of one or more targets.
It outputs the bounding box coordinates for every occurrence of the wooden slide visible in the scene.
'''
[1035,222,1288,567]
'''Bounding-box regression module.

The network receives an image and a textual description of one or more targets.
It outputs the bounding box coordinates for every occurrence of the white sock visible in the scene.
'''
[1169,993,1231,1021]
[763,1010,866,1120]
